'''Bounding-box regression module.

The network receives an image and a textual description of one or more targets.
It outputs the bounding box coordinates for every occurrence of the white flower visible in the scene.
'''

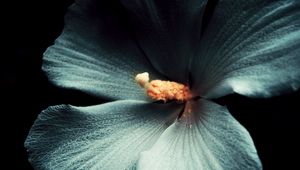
[25,0,300,169]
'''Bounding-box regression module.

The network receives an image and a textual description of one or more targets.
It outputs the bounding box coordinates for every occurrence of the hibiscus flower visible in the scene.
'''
[25,0,300,169]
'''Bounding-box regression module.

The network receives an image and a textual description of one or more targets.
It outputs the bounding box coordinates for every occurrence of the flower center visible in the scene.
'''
[135,72,193,102]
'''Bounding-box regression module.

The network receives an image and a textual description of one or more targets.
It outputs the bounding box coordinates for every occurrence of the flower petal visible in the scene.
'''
[137,99,261,170]
[43,0,161,100]
[121,0,207,83]
[25,100,182,169]
[191,0,300,98]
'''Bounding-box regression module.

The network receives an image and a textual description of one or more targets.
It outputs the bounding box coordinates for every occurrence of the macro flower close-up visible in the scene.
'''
[24,0,300,169]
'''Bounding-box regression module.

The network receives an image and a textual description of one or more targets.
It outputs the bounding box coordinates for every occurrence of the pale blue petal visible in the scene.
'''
[25,100,182,170]
[121,0,207,83]
[138,99,261,170]
[43,0,161,100]
[191,0,300,98]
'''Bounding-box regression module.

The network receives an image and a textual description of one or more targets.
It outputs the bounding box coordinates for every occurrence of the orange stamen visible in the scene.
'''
[135,72,192,102]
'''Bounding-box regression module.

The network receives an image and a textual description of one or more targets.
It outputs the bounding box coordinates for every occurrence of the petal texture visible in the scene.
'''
[138,99,261,170]
[121,0,207,82]
[191,0,300,98]
[25,100,182,170]
[43,0,161,100]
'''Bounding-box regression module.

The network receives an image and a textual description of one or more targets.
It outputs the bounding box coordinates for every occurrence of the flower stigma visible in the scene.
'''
[135,72,193,102]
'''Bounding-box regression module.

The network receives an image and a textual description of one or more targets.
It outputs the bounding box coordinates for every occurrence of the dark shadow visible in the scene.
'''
[201,0,219,35]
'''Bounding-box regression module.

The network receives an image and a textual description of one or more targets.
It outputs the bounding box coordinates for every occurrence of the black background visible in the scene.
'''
[9,0,300,169]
